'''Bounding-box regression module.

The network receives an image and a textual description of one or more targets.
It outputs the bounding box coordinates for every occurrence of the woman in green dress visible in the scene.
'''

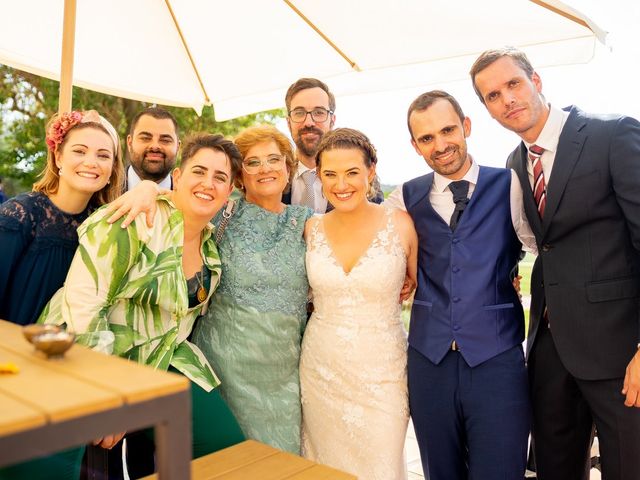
[40,133,245,475]
[191,125,313,454]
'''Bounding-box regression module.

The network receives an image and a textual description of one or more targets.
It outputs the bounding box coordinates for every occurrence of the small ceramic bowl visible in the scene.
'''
[31,331,75,359]
[22,324,61,343]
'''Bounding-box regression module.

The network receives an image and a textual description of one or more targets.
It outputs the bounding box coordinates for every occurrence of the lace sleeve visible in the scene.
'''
[0,198,33,305]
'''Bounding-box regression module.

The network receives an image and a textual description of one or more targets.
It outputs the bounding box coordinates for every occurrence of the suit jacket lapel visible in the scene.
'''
[511,144,544,237]
[542,106,586,234]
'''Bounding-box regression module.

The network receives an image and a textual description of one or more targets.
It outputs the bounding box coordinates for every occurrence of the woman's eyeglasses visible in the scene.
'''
[242,154,286,174]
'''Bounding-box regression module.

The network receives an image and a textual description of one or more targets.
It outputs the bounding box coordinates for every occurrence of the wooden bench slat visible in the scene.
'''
[194,440,279,478]
[140,440,279,480]
[0,347,122,423]
[284,464,358,479]
[209,451,313,479]
[140,440,356,480]
[0,321,188,404]
[0,390,46,436]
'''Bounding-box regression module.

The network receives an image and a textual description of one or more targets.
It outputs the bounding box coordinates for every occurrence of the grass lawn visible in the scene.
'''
[518,253,534,336]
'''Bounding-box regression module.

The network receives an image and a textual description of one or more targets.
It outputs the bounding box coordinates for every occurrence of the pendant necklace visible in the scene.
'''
[196,267,207,303]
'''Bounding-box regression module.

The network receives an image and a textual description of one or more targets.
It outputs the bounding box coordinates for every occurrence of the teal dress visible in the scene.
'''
[192,198,312,454]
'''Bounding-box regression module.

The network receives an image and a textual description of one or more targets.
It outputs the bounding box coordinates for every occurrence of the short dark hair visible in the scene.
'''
[179,133,242,182]
[129,107,179,137]
[285,78,336,112]
[315,128,377,169]
[407,90,466,138]
[469,47,535,104]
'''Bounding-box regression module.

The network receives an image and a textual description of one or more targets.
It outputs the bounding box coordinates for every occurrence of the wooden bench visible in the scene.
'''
[140,439,356,479]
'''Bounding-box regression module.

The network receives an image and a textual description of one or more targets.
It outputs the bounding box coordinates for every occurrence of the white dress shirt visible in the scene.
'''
[290,162,328,214]
[523,104,570,188]
[126,166,172,192]
[385,158,537,254]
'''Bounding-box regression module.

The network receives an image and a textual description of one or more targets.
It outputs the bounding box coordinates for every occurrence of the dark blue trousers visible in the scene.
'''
[408,344,531,480]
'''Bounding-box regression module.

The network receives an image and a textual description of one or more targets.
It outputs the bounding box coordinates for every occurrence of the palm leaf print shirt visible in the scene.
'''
[40,196,222,391]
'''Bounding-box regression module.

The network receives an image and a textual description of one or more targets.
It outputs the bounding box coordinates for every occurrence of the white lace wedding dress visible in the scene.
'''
[300,208,409,479]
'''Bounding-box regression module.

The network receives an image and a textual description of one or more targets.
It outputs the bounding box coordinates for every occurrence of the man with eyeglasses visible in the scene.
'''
[283,78,383,213]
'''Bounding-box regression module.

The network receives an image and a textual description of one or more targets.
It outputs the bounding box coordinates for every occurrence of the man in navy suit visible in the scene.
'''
[386,90,535,479]
[471,47,640,480]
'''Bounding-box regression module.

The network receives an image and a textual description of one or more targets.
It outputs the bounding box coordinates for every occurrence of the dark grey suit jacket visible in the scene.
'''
[508,106,640,380]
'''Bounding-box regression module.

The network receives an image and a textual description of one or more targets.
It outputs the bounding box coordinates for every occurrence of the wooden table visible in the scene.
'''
[141,440,357,480]
[0,319,191,478]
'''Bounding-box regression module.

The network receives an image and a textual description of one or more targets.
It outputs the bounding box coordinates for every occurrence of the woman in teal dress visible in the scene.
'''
[192,125,313,454]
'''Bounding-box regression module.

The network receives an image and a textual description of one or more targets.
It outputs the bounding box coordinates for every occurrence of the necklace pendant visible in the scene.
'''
[197,286,207,303]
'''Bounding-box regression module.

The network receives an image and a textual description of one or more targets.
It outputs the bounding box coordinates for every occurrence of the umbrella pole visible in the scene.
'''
[58,0,77,114]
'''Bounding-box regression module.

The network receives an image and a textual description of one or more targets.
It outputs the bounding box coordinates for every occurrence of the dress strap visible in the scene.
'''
[307,215,324,249]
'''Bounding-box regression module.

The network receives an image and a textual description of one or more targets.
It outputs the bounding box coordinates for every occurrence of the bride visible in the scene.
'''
[300,128,417,479]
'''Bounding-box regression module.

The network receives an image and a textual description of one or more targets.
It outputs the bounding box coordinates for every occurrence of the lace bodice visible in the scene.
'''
[306,207,407,327]
[0,192,93,325]
[213,198,312,317]
[0,192,92,249]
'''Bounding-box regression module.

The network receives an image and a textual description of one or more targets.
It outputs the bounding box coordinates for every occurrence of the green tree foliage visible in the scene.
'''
[0,64,283,194]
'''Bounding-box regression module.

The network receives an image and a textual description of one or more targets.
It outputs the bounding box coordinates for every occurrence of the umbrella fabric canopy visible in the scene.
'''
[0,0,604,120]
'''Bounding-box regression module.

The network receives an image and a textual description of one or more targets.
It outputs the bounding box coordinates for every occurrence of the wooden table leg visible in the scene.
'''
[154,390,191,479]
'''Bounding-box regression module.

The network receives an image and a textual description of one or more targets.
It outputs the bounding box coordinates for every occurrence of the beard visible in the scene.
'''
[129,149,175,182]
[429,145,468,177]
[294,126,325,158]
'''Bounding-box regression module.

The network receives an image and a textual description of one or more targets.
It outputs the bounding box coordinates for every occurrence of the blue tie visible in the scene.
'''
[449,180,470,231]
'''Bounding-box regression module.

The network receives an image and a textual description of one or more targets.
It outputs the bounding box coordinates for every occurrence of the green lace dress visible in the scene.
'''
[192,198,312,454]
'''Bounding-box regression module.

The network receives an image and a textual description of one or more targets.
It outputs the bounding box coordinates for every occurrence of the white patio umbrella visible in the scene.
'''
[0,0,605,119]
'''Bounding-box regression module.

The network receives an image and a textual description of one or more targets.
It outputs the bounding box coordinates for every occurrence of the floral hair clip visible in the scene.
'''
[45,111,84,152]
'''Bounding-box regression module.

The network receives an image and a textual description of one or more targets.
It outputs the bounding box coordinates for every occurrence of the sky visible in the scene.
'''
[294,0,640,186]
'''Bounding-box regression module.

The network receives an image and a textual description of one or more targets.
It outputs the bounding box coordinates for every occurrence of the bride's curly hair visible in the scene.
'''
[315,128,378,169]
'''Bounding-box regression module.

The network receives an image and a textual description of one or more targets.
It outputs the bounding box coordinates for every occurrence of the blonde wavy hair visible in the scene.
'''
[33,111,124,206]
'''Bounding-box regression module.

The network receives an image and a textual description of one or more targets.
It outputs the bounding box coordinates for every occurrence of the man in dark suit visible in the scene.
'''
[471,47,640,480]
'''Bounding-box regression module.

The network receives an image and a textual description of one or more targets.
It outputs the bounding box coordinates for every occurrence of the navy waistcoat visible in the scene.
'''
[403,166,524,367]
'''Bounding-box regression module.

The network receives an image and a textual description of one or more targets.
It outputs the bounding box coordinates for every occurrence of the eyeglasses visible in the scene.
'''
[242,154,286,175]
[288,107,333,123]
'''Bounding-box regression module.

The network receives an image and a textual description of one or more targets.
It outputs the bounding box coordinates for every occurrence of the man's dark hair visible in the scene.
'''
[129,107,179,137]
[285,78,336,112]
[179,133,242,182]
[469,47,535,104]
[407,90,466,138]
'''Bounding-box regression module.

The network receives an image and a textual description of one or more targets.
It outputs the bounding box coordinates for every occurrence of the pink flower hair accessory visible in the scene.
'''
[45,111,84,152]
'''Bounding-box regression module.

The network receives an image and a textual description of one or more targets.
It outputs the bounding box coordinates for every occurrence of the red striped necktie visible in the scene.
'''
[529,144,546,217]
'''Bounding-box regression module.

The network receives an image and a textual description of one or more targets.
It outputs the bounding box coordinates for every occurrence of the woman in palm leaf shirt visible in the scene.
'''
[40,133,245,473]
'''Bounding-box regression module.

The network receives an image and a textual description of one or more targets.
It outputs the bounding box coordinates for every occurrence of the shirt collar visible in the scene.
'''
[294,161,316,180]
[524,104,567,153]
[432,156,478,193]
[127,166,172,190]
